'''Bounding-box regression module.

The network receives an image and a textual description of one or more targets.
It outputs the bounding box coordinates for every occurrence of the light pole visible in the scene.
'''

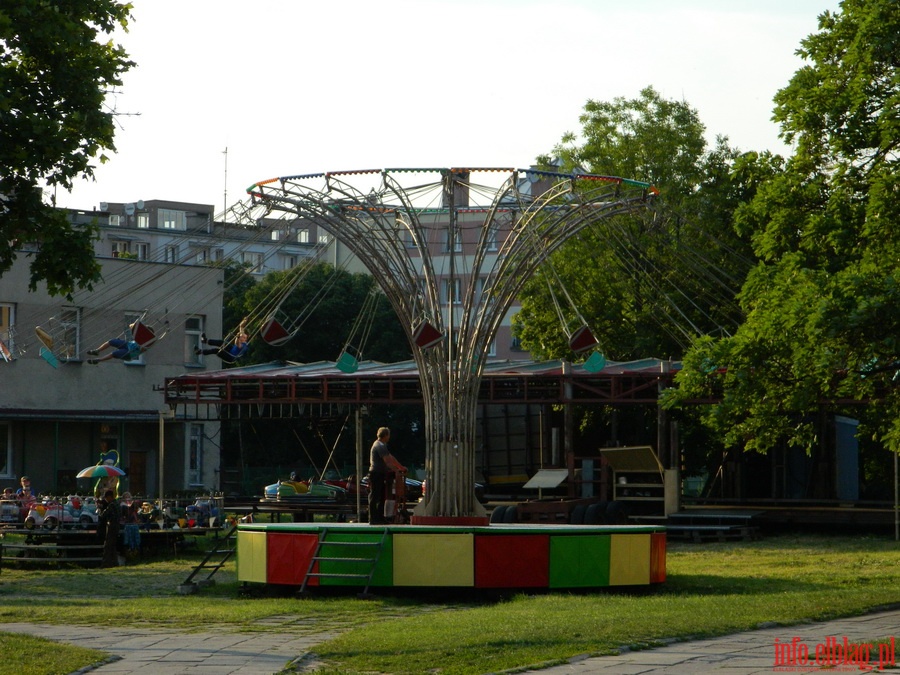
[158,408,176,513]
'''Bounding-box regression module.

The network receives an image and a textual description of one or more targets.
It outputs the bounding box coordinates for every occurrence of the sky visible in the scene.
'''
[57,0,842,215]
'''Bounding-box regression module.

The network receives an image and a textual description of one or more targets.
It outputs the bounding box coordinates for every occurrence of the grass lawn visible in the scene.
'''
[0,531,897,674]
[0,632,108,675]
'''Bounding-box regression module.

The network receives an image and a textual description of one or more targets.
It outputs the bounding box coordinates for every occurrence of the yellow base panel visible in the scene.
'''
[392,533,474,586]
[236,530,268,583]
[609,533,651,585]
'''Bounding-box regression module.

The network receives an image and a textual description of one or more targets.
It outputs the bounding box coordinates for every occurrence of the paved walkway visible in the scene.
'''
[3,607,898,674]
[0,623,336,675]
[528,607,900,674]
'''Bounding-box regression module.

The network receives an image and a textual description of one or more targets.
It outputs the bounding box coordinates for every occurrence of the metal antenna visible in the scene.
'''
[222,147,228,218]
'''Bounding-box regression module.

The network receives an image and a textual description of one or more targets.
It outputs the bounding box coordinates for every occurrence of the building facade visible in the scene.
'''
[0,251,224,499]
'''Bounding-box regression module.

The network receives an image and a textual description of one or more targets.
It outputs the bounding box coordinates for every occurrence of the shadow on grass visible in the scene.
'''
[249,574,828,605]
[662,573,831,595]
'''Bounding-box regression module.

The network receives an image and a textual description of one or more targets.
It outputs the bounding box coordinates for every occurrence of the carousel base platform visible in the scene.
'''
[236,522,666,590]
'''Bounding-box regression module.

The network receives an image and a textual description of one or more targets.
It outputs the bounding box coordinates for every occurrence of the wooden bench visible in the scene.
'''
[665,524,758,543]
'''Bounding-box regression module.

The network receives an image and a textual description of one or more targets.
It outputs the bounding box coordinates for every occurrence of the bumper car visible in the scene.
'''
[185,498,221,527]
[0,498,24,525]
[263,475,348,502]
[24,496,98,530]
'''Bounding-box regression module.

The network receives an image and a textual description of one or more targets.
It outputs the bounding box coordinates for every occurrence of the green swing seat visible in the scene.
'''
[336,351,359,374]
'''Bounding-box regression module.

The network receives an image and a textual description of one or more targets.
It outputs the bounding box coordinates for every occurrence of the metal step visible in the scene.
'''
[313,556,377,563]
[306,572,370,579]
[300,528,389,595]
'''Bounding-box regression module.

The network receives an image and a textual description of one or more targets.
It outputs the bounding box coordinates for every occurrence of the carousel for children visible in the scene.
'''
[171,167,667,593]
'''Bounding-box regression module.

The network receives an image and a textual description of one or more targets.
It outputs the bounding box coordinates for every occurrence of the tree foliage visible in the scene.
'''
[0,0,134,296]
[668,0,900,455]
[515,87,766,362]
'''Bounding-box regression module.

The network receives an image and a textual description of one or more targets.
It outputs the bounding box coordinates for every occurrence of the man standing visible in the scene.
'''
[368,427,406,524]
[96,489,120,567]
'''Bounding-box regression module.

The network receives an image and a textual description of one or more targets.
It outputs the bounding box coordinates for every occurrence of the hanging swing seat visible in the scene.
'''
[335,351,359,374]
[35,326,54,350]
[260,317,292,346]
[128,320,157,348]
[568,325,598,353]
[582,351,607,373]
[35,322,77,362]
[40,347,59,369]
[0,327,18,362]
[413,321,443,349]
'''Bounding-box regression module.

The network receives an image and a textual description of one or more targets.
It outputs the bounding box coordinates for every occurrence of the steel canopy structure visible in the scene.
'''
[244,167,656,520]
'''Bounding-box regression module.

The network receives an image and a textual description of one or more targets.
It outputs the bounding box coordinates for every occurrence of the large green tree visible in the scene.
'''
[0,0,133,296]
[668,0,900,455]
[515,86,767,362]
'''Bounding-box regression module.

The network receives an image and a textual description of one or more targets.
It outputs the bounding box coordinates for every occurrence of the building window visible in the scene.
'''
[241,252,263,273]
[159,209,186,230]
[486,224,499,251]
[285,255,298,269]
[444,228,462,252]
[135,243,149,260]
[0,303,15,360]
[475,276,490,302]
[60,307,80,361]
[297,229,310,244]
[111,241,130,257]
[189,424,204,486]
[214,248,224,262]
[317,232,330,245]
[185,315,204,365]
[271,230,281,241]
[108,214,121,227]
[164,245,178,264]
[487,338,496,357]
[0,423,10,479]
[442,278,462,305]
[195,248,209,265]
[136,213,149,229]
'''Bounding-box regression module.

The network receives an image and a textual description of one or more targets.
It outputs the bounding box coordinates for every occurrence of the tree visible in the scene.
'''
[667,0,900,456]
[515,87,766,362]
[0,0,134,296]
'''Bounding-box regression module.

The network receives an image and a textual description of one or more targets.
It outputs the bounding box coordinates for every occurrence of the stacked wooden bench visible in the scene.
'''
[0,534,103,568]
[665,510,764,542]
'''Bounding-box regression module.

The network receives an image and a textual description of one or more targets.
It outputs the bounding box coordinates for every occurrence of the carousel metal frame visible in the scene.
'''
[247,167,656,520]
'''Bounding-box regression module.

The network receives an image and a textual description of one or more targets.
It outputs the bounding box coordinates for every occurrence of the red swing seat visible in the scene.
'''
[260,317,292,346]
[130,320,156,348]
[412,321,443,349]
[568,325,598,353]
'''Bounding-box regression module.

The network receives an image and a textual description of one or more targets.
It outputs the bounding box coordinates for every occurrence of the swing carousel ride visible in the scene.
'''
[229,167,668,593]
[244,167,658,522]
